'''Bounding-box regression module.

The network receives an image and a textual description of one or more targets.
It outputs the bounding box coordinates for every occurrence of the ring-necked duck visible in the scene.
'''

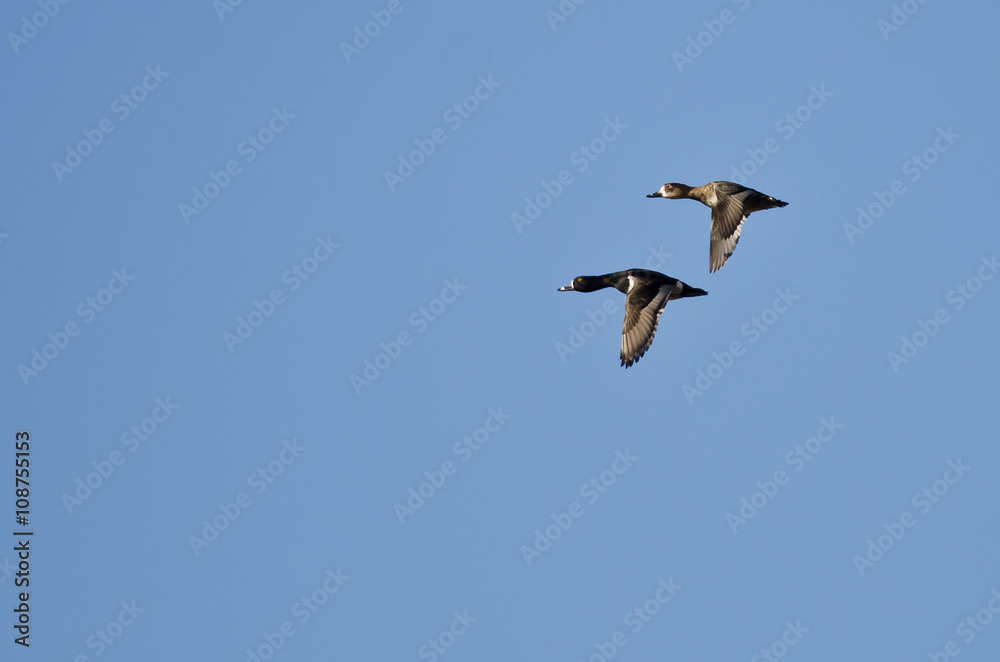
[647,181,788,273]
[558,269,707,368]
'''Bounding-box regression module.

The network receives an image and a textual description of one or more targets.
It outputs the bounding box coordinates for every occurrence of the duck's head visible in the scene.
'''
[558,275,603,292]
[647,183,689,199]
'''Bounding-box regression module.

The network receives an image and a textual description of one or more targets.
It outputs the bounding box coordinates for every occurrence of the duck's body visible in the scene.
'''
[558,269,707,368]
[647,181,788,273]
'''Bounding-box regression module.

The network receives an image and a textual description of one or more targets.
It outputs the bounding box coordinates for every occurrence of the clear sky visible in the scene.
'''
[3,1,1000,660]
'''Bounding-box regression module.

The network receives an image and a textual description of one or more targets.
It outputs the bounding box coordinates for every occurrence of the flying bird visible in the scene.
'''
[558,269,707,368]
[647,181,788,272]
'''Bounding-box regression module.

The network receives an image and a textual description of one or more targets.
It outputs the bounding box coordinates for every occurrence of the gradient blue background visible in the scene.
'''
[3,1,999,660]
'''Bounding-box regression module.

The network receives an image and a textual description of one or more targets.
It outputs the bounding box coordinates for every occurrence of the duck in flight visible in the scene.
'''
[647,181,788,273]
[558,269,707,368]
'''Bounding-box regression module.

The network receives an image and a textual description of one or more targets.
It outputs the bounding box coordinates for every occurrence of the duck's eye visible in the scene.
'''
[576,277,583,283]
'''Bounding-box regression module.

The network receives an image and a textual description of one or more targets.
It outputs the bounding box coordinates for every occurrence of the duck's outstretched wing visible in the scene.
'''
[709,184,756,273]
[620,280,680,368]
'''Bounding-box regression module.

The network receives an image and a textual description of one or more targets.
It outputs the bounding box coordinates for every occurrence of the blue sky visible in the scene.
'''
[3,1,999,660]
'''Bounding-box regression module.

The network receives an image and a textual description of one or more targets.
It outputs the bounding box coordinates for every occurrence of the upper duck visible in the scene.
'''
[647,181,788,273]
[558,269,707,368]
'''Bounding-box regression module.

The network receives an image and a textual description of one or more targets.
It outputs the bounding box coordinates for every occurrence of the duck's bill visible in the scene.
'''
[557,282,575,291]
[646,191,662,198]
